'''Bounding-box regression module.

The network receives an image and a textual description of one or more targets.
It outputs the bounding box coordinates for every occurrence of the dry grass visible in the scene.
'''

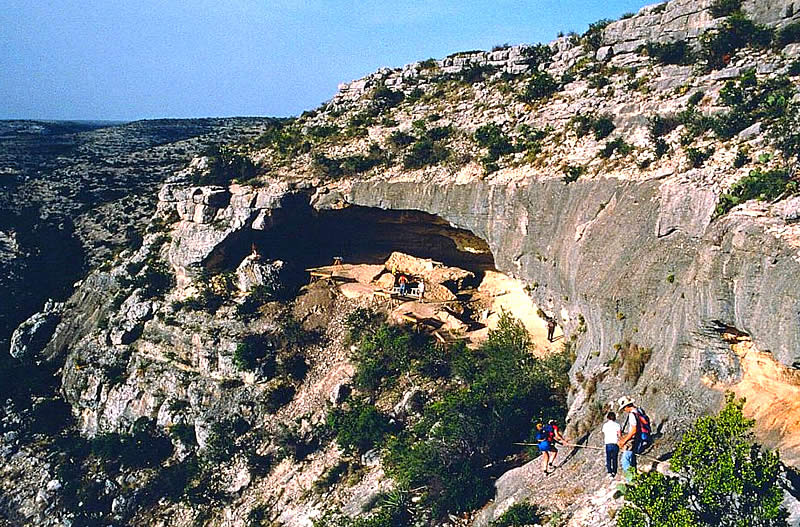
[609,340,652,384]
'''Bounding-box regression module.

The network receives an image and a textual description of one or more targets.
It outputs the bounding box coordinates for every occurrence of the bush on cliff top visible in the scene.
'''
[617,393,788,527]
[715,167,797,216]
[699,13,773,70]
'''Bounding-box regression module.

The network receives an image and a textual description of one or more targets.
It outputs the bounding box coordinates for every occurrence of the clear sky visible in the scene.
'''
[1,1,654,121]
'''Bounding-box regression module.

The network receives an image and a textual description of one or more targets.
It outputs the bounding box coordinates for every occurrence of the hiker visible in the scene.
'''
[547,317,557,342]
[602,411,621,479]
[418,278,425,302]
[398,274,408,296]
[538,419,567,473]
[617,396,647,481]
[534,423,557,474]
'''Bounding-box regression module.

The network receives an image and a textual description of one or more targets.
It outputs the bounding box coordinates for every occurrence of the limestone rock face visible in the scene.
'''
[108,290,154,345]
[235,254,285,293]
[9,300,64,360]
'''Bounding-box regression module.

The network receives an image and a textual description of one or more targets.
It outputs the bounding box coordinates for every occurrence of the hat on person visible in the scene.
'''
[617,396,635,411]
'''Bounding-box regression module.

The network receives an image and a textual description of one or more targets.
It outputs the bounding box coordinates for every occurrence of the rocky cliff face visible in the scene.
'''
[5,0,800,525]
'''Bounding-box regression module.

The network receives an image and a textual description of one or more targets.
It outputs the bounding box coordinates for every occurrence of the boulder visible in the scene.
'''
[235,254,285,293]
[10,300,64,360]
[330,383,351,405]
[392,388,425,418]
[109,291,154,345]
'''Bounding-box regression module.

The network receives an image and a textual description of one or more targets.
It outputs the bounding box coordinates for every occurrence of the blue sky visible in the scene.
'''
[1,1,654,121]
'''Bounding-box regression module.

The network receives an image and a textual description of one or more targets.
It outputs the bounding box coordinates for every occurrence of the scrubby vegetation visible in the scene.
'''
[490,503,545,527]
[715,167,797,215]
[572,113,616,140]
[618,394,788,527]
[642,40,692,65]
[519,71,560,103]
[326,310,572,524]
[609,340,653,384]
[699,13,774,70]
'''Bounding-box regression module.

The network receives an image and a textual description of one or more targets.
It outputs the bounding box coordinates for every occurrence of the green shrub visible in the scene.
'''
[699,13,774,70]
[204,418,247,463]
[733,148,750,168]
[475,123,515,173]
[582,18,613,51]
[251,120,306,155]
[654,138,670,158]
[687,91,705,106]
[711,69,794,139]
[599,138,633,159]
[386,130,415,150]
[617,394,788,527]
[265,380,296,413]
[520,43,554,68]
[642,40,691,65]
[233,335,276,373]
[351,324,423,391]
[562,164,586,184]
[685,146,714,167]
[384,313,571,518]
[709,0,742,18]
[169,422,197,446]
[515,124,549,162]
[371,85,404,109]
[132,260,174,299]
[677,107,714,142]
[345,307,383,343]
[647,114,679,140]
[327,399,393,454]
[588,73,610,89]
[519,71,559,102]
[403,137,450,169]
[592,115,616,140]
[313,143,387,179]
[776,21,800,48]
[716,168,797,215]
[490,503,545,527]
[306,124,339,139]
[191,146,258,187]
[768,103,800,158]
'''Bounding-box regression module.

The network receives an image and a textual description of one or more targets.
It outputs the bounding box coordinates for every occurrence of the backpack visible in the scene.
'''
[632,408,652,453]
[543,424,556,442]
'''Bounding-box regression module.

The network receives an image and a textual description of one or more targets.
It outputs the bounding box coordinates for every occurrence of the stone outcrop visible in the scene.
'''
[9,299,64,360]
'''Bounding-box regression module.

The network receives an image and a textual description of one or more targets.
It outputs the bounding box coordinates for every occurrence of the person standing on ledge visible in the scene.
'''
[547,317,557,342]
[617,396,638,482]
[398,274,408,296]
[602,411,621,479]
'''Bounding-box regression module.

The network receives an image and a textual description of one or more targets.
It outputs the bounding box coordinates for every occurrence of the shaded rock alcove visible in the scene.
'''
[205,203,496,289]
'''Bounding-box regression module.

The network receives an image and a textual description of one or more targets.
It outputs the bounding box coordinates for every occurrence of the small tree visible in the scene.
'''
[617,393,788,527]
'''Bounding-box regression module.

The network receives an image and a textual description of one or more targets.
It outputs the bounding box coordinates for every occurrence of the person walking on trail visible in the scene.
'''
[602,411,621,479]
[535,419,567,474]
[534,423,556,475]
[617,396,639,481]
[398,274,408,296]
[546,317,557,342]
[418,278,425,302]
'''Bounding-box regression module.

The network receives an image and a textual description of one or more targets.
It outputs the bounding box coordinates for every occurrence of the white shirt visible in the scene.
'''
[602,420,621,444]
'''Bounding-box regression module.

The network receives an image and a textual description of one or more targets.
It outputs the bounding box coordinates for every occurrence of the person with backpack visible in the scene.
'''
[602,411,621,479]
[534,419,566,474]
[617,397,638,480]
